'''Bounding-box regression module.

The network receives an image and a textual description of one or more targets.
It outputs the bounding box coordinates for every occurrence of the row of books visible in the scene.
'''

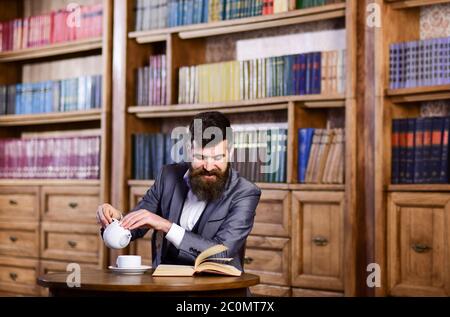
[389,36,450,89]
[392,117,450,184]
[0,136,100,179]
[178,50,346,104]
[0,4,103,52]
[132,126,287,183]
[133,133,181,180]
[0,75,102,115]
[297,0,342,9]
[231,127,287,183]
[297,128,344,184]
[135,55,167,106]
[135,0,335,31]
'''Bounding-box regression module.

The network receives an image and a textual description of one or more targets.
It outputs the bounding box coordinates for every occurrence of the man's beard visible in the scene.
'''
[189,164,230,202]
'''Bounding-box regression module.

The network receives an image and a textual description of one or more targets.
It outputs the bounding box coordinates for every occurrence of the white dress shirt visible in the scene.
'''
[165,171,207,248]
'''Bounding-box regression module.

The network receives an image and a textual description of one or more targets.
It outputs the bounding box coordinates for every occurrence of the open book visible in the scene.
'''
[152,244,242,277]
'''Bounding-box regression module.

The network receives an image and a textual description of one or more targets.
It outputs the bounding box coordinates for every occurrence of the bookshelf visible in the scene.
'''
[0,37,103,62]
[0,0,112,296]
[112,0,359,296]
[373,0,450,296]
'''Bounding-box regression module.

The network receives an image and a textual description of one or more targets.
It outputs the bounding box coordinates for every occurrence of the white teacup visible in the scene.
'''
[102,219,131,249]
[116,255,141,268]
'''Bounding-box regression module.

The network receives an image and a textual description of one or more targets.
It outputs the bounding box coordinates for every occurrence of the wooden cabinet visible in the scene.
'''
[0,187,39,221]
[291,191,344,291]
[387,192,450,296]
[41,222,102,264]
[251,190,290,237]
[41,186,100,223]
[245,235,290,286]
[0,256,39,295]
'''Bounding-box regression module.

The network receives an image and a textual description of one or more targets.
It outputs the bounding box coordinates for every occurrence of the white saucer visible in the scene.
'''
[108,265,152,274]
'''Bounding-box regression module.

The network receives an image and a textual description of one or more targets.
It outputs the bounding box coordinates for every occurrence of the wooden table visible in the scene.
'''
[37,269,260,297]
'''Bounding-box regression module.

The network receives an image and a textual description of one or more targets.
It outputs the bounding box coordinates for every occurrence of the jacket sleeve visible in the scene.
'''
[176,188,261,267]
[129,166,165,241]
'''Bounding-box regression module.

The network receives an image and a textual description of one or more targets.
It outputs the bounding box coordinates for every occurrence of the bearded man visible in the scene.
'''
[96,111,261,270]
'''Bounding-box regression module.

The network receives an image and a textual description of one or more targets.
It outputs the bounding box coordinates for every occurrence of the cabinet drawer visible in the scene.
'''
[0,256,39,295]
[251,190,290,237]
[291,191,344,291]
[0,222,39,258]
[41,186,100,223]
[41,222,102,264]
[388,192,450,296]
[245,235,290,286]
[250,284,291,297]
[0,187,39,221]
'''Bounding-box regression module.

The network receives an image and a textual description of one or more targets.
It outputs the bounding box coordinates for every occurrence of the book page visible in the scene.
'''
[194,244,229,268]
[195,262,242,277]
[152,264,195,277]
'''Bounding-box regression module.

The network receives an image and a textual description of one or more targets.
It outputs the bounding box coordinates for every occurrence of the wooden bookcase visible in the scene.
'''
[112,0,359,296]
[0,0,112,296]
[374,0,450,296]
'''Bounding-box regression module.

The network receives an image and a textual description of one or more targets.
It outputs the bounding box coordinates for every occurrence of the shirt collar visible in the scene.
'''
[183,170,191,189]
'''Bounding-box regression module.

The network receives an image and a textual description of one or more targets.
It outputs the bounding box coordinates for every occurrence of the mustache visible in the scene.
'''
[190,167,223,177]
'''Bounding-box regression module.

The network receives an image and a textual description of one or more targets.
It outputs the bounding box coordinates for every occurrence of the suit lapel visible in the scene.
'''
[161,167,189,263]
[197,196,224,235]
[168,180,189,224]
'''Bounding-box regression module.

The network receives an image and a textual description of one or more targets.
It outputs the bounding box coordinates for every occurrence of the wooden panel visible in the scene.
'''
[291,191,344,291]
[41,222,102,264]
[388,193,450,296]
[245,235,290,286]
[251,190,290,237]
[0,186,39,221]
[292,288,343,297]
[250,284,291,297]
[39,260,99,296]
[41,186,100,223]
[0,256,39,296]
[0,222,39,258]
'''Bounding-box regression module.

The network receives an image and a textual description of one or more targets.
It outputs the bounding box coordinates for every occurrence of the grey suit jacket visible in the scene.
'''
[130,162,261,271]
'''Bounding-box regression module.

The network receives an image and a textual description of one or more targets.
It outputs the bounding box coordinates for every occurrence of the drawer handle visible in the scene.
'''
[68,202,78,209]
[244,257,253,265]
[9,272,18,281]
[312,236,328,246]
[9,236,18,243]
[412,243,431,253]
[67,240,77,248]
[9,200,18,205]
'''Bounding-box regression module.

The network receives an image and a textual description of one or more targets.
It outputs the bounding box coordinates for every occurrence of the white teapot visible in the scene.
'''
[102,219,131,249]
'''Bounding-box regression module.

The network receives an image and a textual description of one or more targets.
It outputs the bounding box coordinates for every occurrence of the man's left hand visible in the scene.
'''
[120,210,172,233]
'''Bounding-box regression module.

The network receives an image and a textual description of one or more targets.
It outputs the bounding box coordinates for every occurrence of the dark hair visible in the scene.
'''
[189,111,232,148]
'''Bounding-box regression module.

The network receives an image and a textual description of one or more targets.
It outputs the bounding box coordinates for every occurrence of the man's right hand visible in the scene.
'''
[96,203,122,228]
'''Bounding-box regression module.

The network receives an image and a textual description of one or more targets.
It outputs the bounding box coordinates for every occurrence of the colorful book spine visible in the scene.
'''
[0,136,100,179]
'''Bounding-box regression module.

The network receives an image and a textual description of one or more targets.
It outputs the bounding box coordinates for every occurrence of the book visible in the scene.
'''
[152,244,242,277]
